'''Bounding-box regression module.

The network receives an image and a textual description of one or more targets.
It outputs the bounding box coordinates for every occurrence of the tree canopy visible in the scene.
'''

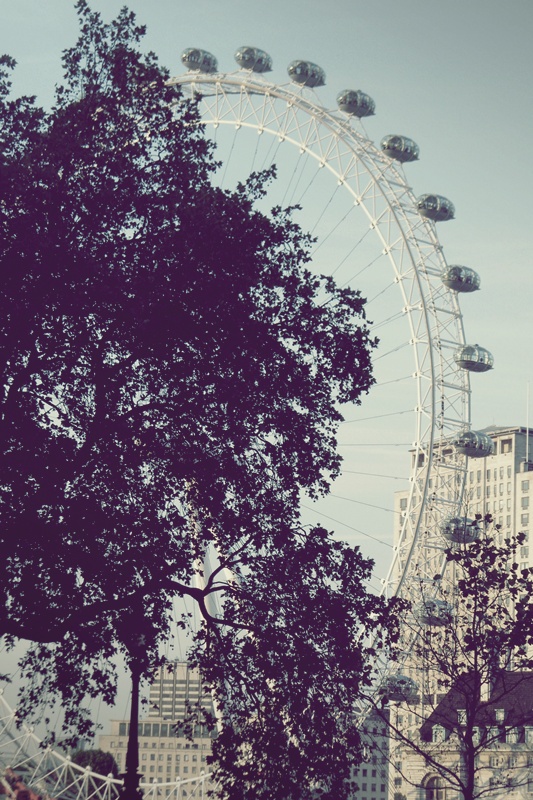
[0,3,400,798]
[71,748,119,777]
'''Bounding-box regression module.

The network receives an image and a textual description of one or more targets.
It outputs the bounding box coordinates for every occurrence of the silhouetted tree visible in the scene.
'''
[72,748,119,777]
[0,4,401,798]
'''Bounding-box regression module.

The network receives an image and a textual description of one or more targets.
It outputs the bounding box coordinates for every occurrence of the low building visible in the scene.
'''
[390,672,533,800]
[99,662,216,786]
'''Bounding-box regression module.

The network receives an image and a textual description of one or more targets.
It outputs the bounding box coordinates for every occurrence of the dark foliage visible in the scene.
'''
[0,3,400,798]
[72,748,119,777]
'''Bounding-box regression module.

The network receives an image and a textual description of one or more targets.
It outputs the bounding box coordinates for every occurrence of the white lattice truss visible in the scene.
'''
[0,697,212,800]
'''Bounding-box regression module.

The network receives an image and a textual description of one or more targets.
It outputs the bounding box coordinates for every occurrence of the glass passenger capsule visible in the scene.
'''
[416,598,452,627]
[416,194,455,222]
[453,430,494,458]
[454,344,494,373]
[381,135,419,162]
[441,265,481,293]
[181,48,218,74]
[380,674,419,703]
[336,89,375,118]
[234,46,272,73]
[287,60,326,88]
[440,516,480,544]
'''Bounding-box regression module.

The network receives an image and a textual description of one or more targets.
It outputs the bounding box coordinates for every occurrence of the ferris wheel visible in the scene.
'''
[0,47,496,800]
[170,46,494,610]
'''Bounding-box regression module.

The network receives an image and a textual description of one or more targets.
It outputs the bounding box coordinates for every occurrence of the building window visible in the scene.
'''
[501,439,512,454]
[486,486,491,497]
[489,726,502,742]
[522,497,530,509]
[487,469,491,481]
[507,729,520,744]
[522,514,529,525]
[426,776,446,800]
[523,480,530,492]
[432,725,446,743]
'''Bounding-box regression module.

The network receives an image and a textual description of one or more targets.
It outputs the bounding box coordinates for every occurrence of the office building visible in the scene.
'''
[99,662,216,786]
[388,425,533,800]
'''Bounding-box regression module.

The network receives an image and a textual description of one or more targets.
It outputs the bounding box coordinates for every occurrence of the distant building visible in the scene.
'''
[391,672,533,800]
[394,425,533,555]
[390,426,533,800]
[350,710,390,800]
[99,662,216,787]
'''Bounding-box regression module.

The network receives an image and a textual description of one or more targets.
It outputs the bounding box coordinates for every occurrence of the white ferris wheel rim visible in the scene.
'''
[168,66,472,600]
